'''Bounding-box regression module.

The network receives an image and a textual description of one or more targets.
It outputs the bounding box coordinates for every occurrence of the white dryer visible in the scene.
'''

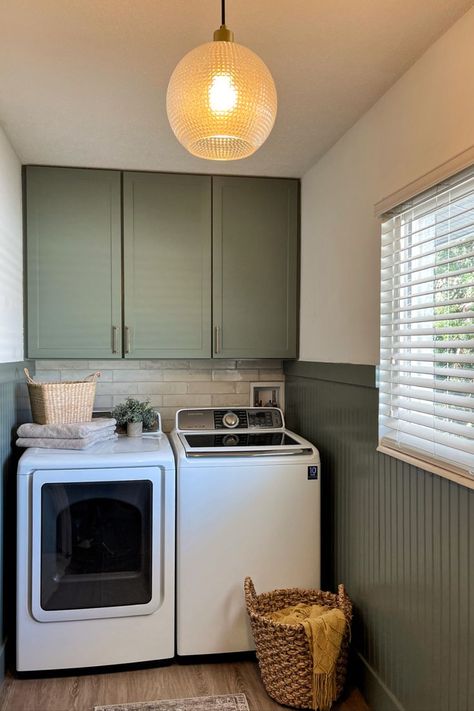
[170,407,321,657]
[16,433,175,671]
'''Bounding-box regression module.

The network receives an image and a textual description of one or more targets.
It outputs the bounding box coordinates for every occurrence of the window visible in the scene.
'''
[379,166,474,479]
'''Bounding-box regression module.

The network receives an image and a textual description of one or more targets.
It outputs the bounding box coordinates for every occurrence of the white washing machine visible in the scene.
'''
[16,433,175,671]
[170,407,321,657]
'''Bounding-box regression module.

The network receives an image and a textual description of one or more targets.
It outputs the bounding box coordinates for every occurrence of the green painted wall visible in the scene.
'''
[284,361,474,711]
[0,362,32,681]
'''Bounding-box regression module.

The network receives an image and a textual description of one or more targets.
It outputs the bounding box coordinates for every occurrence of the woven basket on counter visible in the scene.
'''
[24,368,100,425]
[244,577,352,710]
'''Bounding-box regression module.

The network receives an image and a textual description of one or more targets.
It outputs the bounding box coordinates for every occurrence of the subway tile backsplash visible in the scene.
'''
[34,359,284,432]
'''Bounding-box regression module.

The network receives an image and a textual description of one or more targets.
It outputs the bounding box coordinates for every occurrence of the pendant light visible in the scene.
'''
[166,0,277,161]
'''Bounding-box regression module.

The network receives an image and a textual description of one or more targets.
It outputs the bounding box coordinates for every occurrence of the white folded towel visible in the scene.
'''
[16,431,118,450]
[17,418,116,440]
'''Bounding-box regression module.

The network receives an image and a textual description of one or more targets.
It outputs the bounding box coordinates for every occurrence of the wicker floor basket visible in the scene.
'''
[244,577,352,711]
[24,368,100,424]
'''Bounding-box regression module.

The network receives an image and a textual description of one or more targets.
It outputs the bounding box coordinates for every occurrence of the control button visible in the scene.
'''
[222,411,239,428]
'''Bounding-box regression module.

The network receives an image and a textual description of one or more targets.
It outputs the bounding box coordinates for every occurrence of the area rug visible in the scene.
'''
[94,693,250,711]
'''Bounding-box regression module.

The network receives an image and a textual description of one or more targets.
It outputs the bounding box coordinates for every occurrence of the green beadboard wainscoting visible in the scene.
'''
[0,362,33,682]
[284,361,474,711]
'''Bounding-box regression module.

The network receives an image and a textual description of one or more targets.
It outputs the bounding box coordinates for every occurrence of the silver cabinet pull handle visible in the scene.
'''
[215,325,221,354]
[112,325,119,354]
[124,326,131,355]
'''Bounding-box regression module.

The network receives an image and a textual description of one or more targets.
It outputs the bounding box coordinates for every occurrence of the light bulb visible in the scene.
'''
[208,74,238,113]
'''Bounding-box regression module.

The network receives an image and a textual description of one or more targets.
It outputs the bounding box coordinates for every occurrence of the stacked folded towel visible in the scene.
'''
[16,418,117,450]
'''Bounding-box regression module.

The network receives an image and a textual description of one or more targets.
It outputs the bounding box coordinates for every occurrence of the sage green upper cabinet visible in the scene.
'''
[26,167,122,359]
[26,169,298,360]
[212,177,298,359]
[123,172,212,358]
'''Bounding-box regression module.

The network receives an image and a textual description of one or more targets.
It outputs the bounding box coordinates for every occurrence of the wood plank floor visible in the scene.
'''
[0,660,369,711]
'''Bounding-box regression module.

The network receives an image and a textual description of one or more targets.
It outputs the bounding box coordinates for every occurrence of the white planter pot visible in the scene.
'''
[127,421,143,437]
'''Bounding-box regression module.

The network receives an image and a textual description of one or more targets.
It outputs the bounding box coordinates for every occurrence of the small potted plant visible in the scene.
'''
[111,397,157,437]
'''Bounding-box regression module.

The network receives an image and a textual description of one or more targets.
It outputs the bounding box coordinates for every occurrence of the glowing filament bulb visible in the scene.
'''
[208,74,238,113]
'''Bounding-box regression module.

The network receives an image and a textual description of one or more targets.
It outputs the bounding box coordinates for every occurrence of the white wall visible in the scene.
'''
[300,7,474,365]
[0,127,23,363]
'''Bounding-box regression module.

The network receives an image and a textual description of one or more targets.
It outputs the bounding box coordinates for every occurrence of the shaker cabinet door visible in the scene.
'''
[26,167,122,359]
[212,177,298,359]
[123,172,212,358]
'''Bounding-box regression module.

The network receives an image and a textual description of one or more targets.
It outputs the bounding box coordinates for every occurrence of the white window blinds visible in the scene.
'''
[380,166,474,477]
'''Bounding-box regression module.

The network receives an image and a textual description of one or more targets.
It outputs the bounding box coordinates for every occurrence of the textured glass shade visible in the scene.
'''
[166,41,277,160]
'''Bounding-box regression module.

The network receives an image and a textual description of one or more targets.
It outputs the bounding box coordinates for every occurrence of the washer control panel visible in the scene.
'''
[247,409,282,429]
[214,409,248,429]
[176,407,284,431]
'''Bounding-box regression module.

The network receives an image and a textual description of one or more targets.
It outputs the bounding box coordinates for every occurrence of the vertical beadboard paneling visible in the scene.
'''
[0,362,32,682]
[284,362,474,711]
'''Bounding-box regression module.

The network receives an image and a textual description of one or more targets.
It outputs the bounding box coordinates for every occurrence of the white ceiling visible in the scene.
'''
[0,0,472,177]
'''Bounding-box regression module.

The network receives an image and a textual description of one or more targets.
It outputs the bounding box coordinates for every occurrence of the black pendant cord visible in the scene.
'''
[221,0,226,25]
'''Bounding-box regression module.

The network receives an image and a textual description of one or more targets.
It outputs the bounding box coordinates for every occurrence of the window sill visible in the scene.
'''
[377,444,474,490]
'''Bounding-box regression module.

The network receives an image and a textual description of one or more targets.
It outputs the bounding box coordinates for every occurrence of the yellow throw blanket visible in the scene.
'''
[268,603,346,711]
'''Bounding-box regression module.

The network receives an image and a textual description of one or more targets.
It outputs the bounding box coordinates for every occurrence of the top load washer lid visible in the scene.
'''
[177,430,316,459]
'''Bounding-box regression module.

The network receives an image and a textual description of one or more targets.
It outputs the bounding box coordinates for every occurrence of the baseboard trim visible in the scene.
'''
[356,652,405,711]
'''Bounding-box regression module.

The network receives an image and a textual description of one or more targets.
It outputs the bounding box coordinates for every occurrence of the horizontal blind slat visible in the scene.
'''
[379,384,474,410]
[380,432,474,472]
[382,415,474,443]
[382,352,474,364]
[379,363,474,379]
[380,424,474,461]
[390,338,474,349]
[382,294,474,315]
[382,216,474,258]
[383,311,474,326]
[381,280,474,304]
[380,397,474,424]
[387,328,474,339]
[382,230,474,266]
[382,247,474,280]
[381,263,474,290]
[382,375,474,394]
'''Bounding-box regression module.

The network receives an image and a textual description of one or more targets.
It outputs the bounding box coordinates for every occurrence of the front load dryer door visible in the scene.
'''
[31,466,163,622]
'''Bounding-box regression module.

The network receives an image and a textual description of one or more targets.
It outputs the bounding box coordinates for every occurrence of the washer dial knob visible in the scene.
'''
[222,411,239,428]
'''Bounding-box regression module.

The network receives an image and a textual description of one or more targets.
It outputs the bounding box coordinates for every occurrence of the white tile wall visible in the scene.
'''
[34,359,284,432]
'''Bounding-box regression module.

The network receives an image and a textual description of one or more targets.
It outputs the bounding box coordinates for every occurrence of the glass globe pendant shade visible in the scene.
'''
[166,33,277,161]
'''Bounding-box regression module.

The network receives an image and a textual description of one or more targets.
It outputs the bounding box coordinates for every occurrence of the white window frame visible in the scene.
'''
[378,165,474,489]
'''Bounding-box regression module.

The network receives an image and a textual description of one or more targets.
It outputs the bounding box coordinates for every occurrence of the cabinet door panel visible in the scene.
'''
[26,167,122,359]
[123,172,212,358]
[213,177,298,359]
